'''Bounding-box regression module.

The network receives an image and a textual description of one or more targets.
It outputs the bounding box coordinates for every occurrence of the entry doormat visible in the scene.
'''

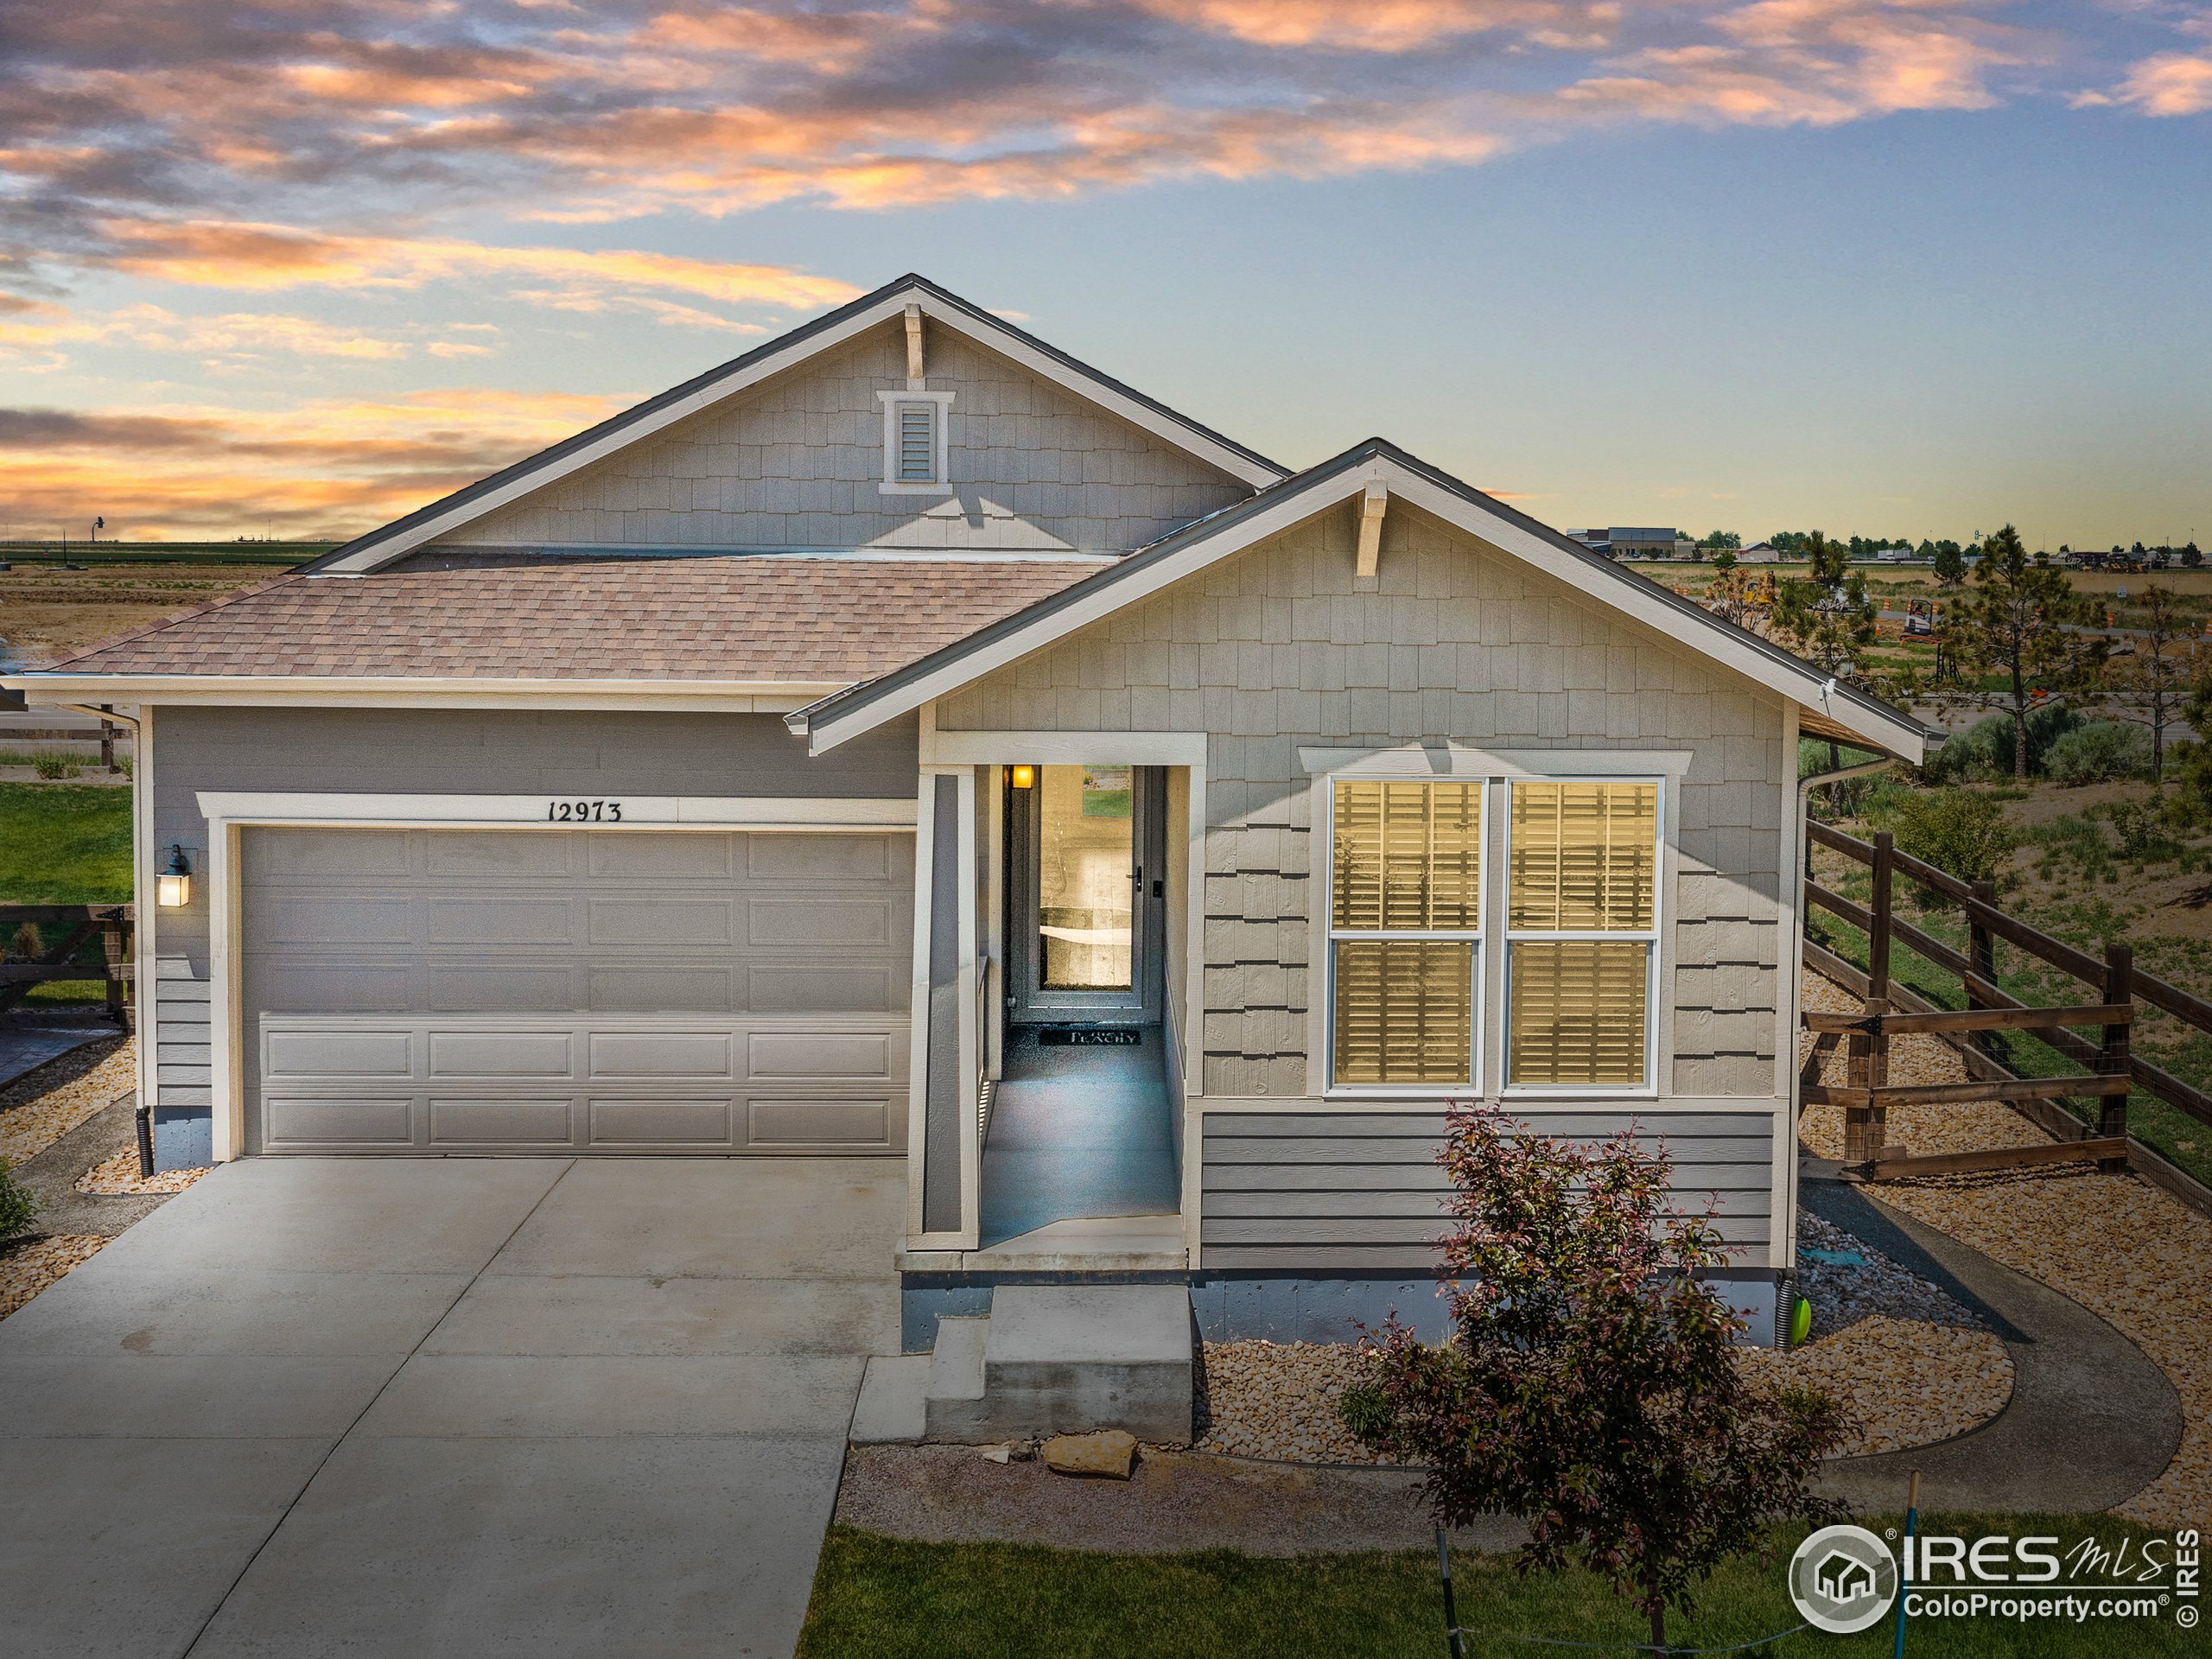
[1035,1027,1142,1046]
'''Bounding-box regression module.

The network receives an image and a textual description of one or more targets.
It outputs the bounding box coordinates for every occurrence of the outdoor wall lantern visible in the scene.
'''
[1009,765,1036,790]
[156,844,193,908]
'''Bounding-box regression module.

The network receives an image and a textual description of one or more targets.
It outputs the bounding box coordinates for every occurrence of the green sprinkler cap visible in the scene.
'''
[1789,1294,1814,1347]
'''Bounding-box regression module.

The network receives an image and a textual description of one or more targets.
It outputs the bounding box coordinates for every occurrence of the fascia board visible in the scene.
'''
[4,674,851,714]
[905,293,1281,489]
[1376,468,1928,761]
[316,296,917,574]
[802,471,1364,752]
[321,287,1281,576]
[804,451,1924,762]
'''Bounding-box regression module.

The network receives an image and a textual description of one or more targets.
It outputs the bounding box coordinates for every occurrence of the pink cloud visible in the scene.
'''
[2078,48,2212,112]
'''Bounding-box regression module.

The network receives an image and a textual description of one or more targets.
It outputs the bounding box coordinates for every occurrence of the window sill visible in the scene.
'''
[879,480,956,496]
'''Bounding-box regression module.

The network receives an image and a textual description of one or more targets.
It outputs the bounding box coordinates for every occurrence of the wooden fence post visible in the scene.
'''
[2100,942,2133,1166]
[99,719,117,774]
[1851,832,1896,1162]
[100,909,130,1033]
[1968,879,1999,1064]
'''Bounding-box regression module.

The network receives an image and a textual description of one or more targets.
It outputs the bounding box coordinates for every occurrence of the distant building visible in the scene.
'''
[1565,526,1683,561]
[1736,542,1783,563]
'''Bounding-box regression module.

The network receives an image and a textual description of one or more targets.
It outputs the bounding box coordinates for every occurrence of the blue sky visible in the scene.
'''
[0,0,2204,548]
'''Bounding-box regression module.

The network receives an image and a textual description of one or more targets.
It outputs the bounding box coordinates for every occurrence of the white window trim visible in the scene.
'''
[1320,773,1487,1099]
[877,389,955,495]
[1312,765,1671,1103]
[1499,774,1665,1102]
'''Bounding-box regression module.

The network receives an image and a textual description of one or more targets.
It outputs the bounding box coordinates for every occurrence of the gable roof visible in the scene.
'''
[29,553,1101,690]
[788,437,1929,761]
[308,274,1288,575]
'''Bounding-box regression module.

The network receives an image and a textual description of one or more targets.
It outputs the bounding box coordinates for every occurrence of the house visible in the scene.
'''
[1815,1551,1877,1604]
[1736,542,1783,563]
[6,275,1923,1353]
[1564,526,1685,561]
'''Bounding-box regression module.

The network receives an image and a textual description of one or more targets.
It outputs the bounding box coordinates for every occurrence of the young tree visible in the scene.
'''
[2108,583,2196,781]
[1340,1109,1847,1655]
[1931,541,1967,587]
[1950,524,2107,781]
[1768,530,1875,675]
[1701,548,1758,630]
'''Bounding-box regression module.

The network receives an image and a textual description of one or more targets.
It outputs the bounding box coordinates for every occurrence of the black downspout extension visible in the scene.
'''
[134,1099,155,1180]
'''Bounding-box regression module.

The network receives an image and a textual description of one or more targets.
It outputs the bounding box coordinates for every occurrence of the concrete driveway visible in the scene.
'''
[1,1156,904,1659]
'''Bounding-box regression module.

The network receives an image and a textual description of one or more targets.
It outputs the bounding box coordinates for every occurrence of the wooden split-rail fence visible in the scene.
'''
[1800,819,2212,1209]
[0,904,133,1030]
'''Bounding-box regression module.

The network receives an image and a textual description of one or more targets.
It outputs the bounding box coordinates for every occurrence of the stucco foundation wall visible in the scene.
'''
[457,321,1251,555]
[932,501,1790,1103]
[143,705,918,1113]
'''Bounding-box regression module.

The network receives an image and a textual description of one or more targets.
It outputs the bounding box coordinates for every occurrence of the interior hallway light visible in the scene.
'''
[156,844,192,908]
[1010,765,1036,790]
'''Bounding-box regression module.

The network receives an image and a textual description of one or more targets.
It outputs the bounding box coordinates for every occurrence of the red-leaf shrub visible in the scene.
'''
[1338,1105,1849,1652]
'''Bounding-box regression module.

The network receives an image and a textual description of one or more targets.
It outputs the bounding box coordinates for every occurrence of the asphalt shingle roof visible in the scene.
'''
[49,555,1103,682]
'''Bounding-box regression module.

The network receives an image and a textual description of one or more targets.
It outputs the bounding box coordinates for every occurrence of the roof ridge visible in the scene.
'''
[306,272,1286,577]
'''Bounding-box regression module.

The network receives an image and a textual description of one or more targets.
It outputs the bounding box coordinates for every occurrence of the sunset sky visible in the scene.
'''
[0,1,2205,550]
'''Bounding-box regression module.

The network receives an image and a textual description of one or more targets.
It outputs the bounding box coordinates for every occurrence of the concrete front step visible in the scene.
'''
[919,1284,1193,1446]
[850,1354,929,1444]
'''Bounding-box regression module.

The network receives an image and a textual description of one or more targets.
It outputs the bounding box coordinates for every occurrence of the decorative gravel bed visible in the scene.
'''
[1796,1211,1985,1332]
[74,1148,207,1197]
[1198,1340,1395,1465]
[1796,969,2212,1524]
[1197,1200,2012,1468]
[0,1037,134,1165]
[1737,1317,2012,1457]
[1882,1173,2211,1528]
[0,1233,107,1319]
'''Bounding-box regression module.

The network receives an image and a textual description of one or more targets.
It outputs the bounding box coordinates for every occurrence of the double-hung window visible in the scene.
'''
[1326,779,1484,1089]
[1504,780,1659,1091]
[1323,773,1661,1095]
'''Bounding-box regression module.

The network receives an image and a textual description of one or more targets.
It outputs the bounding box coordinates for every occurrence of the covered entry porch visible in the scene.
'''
[900,728,1204,1271]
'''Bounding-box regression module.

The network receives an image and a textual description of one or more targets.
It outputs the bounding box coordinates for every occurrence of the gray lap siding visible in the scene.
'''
[1201,1111,1777,1268]
[145,705,919,1121]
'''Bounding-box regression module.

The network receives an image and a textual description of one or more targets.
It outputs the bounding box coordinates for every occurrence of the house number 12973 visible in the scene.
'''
[546,800,624,822]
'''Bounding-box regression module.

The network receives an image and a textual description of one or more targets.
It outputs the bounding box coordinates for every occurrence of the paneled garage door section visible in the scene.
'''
[239,827,912,1154]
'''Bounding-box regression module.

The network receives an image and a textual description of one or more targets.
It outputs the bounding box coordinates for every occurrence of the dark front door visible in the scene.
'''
[1004,763,1166,1026]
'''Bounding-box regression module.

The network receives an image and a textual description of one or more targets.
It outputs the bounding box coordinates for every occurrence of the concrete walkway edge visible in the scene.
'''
[1804,1178,2183,1516]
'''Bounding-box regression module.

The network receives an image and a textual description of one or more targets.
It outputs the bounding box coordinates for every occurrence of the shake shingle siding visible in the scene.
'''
[458,323,1251,554]
[933,500,1789,1101]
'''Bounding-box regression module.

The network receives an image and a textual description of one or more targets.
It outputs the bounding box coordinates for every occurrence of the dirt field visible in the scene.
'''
[0,560,303,666]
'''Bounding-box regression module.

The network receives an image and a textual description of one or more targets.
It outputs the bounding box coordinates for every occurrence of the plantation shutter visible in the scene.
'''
[1331,781,1481,931]
[1506,780,1659,1089]
[1509,782,1656,931]
[1507,941,1649,1086]
[1329,781,1480,1088]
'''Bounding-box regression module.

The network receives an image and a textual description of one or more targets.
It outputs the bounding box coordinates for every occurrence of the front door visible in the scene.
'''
[1004,763,1166,1026]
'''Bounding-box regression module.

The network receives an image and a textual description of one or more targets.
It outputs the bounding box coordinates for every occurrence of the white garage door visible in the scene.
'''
[239,827,912,1155]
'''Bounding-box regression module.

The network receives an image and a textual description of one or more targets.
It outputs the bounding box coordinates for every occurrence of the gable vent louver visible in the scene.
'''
[897,402,937,482]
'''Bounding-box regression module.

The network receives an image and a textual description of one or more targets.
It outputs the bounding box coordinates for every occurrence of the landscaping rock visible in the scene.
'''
[1044,1430,1137,1478]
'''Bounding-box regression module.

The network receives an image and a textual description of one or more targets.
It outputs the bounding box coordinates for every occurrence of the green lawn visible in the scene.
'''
[799,1516,2198,1658]
[0,783,132,904]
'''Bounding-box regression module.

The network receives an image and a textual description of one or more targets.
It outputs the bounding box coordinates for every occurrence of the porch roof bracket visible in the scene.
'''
[1355,480,1389,583]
